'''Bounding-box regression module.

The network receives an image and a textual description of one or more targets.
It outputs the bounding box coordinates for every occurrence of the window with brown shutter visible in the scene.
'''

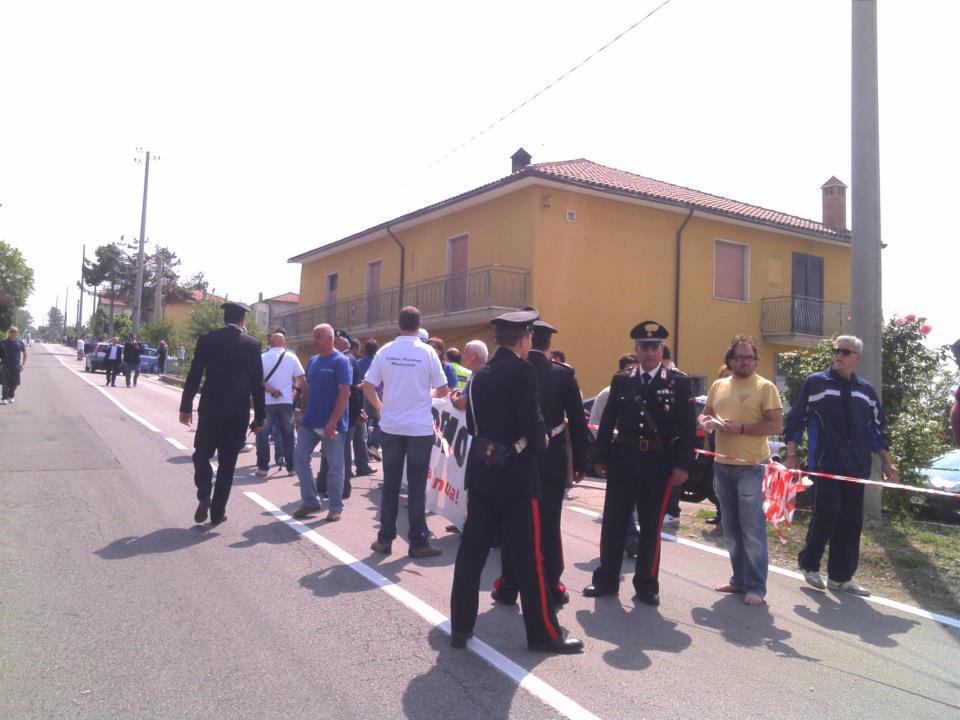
[714,240,748,302]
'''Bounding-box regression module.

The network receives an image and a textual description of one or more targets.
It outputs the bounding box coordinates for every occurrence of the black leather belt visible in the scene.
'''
[615,434,664,451]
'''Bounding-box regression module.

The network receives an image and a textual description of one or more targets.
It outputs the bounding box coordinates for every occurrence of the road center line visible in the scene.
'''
[564,505,960,629]
[244,491,600,720]
[49,349,161,433]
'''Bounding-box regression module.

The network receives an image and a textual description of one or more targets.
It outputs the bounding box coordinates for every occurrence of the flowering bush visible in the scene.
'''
[778,314,957,514]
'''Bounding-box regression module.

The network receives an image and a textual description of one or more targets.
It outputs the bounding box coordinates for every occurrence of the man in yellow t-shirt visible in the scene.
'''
[699,335,783,606]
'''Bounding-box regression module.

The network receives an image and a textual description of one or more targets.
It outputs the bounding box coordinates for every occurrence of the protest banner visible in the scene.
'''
[426,397,472,530]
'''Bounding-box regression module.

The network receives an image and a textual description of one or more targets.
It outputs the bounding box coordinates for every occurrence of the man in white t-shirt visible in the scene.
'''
[363,306,449,558]
[255,331,305,476]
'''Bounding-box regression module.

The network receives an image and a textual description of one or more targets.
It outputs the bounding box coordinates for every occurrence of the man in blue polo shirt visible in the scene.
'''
[292,323,352,522]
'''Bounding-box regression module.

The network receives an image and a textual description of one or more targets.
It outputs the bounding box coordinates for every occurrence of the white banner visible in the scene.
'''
[425,397,472,530]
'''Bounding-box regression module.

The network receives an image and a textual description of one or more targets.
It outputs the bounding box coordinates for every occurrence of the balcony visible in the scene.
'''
[761,296,851,346]
[274,264,529,341]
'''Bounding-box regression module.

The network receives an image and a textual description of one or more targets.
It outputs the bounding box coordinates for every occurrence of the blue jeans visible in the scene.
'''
[256,404,294,471]
[352,420,372,472]
[713,462,769,597]
[378,432,433,548]
[294,426,346,512]
[365,398,381,449]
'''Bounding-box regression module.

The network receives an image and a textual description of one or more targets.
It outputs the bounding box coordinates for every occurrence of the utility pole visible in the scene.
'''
[77,244,86,334]
[131,149,151,334]
[63,286,69,338]
[851,0,883,518]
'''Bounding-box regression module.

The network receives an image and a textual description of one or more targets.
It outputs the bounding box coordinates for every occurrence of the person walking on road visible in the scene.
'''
[255,331,304,477]
[698,335,783,606]
[1,326,27,404]
[157,340,168,374]
[179,301,265,527]
[291,324,351,522]
[785,334,898,597]
[450,309,583,654]
[123,335,142,387]
[103,337,123,387]
[583,321,695,606]
[363,306,449,558]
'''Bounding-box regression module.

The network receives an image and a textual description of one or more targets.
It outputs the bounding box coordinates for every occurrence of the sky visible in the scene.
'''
[1,1,957,348]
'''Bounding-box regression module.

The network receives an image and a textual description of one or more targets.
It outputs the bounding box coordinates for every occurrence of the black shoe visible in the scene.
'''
[491,588,517,606]
[194,501,210,524]
[528,637,584,654]
[209,515,227,527]
[635,590,660,606]
[624,542,640,558]
[705,514,721,525]
[342,480,352,499]
[553,589,571,607]
[355,468,376,476]
[583,584,617,598]
[450,631,473,649]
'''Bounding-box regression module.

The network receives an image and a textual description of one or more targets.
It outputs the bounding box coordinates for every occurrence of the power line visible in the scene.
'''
[411,0,675,181]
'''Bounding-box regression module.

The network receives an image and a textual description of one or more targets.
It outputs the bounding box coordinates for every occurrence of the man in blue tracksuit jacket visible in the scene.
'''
[783,335,899,596]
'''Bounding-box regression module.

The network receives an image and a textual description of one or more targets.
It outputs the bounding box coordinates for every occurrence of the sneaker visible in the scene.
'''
[367,446,382,462]
[0,399,7,405]
[7,398,13,404]
[370,539,392,554]
[662,514,680,527]
[801,569,827,590]
[408,544,442,558]
[291,505,321,519]
[827,578,870,596]
[254,468,269,477]
[325,510,342,522]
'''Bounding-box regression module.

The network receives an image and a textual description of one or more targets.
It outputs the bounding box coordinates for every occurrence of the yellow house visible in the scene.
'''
[281,150,851,396]
[163,289,226,329]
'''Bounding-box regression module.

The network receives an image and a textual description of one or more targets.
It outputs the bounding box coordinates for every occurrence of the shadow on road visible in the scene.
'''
[576,601,692,670]
[165,456,193,465]
[228,519,302,549]
[793,587,919,647]
[95,527,216,559]
[692,595,817,661]
[401,626,528,720]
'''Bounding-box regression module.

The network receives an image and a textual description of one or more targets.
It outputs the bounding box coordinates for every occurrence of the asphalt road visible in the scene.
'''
[2,344,958,720]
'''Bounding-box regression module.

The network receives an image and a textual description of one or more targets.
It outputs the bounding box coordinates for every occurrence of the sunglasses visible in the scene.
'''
[832,347,857,356]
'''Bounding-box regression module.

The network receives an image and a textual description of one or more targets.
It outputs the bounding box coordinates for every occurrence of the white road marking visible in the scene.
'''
[165,437,188,450]
[50,351,161,432]
[245,491,601,720]
[564,504,960,630]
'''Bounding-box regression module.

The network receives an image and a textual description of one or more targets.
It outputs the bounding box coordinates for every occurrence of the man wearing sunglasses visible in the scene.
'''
[784,335,898,596]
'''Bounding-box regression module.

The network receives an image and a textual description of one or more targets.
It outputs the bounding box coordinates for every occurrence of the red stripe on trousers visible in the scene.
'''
[650,479,674,577]
[530,498,560,641]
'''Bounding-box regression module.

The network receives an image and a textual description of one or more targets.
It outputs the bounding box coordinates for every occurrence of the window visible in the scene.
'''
[325,273,338,323]
[714,240,749,302]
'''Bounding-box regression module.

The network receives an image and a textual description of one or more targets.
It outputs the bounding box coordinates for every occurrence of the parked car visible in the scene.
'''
[912,449,960,521]
[139,346,160,373]
[84,342,112,373]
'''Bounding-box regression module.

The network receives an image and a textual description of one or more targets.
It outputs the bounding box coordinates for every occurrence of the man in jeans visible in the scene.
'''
[255,331,304,477]
[363,306,449,558]
[698,335,783,606]
[0,326,27,404]
[123,334,142,387]
[292,324,351,522]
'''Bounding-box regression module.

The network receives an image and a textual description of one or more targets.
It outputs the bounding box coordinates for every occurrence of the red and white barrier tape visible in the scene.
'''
[696,449,960,499]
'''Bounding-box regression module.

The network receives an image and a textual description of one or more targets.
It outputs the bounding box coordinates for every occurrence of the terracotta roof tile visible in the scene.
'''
[267,292,299,303]
[531,159,845,237]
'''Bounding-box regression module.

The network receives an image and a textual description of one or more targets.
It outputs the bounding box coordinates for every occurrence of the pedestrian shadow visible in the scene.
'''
[793,587,919,647]
[299,564,383,598]
[691,595,817,661]
[95,527,216,559]
[228,519,302,549]
[165,456,193,465]
[401,626,525,720]
[575,601,692,670]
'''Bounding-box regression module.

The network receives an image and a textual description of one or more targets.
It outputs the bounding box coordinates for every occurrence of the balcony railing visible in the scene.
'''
[274,264,529,339]
[761,296,851,341]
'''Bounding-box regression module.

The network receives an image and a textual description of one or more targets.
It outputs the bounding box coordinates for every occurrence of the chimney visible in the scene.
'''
[258,292,263,302]
[511,147,532,174]
[821,176,847,230]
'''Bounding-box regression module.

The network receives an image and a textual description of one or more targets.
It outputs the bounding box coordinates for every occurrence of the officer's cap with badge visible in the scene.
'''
[521,306,558,339]
[630,320,669,346]
[221,301,251,323]
[491,308,539,330]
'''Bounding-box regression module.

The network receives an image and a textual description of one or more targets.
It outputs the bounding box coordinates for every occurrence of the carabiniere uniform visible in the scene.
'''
[491,318,589,608]
[585,321,695,605]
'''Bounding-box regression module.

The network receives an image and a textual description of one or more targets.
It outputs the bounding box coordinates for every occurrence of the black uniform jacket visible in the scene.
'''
[527,350,589,478]
[594,365,696,471]
[104,344,124,363]
[465,346,547,497]
[179,324,265,427]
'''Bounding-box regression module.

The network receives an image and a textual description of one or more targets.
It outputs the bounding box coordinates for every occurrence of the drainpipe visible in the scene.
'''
[674,209,694,366]
[387,225,405,308]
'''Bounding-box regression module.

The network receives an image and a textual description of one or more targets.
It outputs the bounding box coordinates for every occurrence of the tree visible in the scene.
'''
[84,241,133,336]
[141,317,181,349]
[47,306,64,333]
[778,315,957,514]
[13,308,34,331]
[0,240,36,329]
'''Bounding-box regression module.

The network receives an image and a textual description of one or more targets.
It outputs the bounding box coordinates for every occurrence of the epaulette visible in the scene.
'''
[669,367,688,377]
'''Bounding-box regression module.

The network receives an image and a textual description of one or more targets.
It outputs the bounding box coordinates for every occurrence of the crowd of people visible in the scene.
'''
[175,300,907,654]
